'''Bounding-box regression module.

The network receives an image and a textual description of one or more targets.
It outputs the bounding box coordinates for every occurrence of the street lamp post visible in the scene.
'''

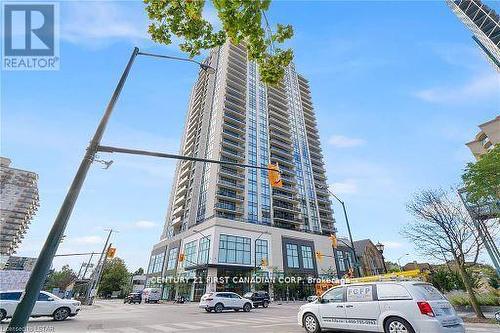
[192,229,211,294]
[253,231,270,291]
[397,253,410,271]
[7,47,215,333]
[318,185,361,277]
[375,242,387,274]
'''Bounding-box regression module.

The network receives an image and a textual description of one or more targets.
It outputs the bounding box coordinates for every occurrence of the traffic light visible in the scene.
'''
[315,251,323,262]
[106,247,116,259]
[267,163,282,188]
[178,253,185,262]
[329,234,338,249]
[260,258,268,267]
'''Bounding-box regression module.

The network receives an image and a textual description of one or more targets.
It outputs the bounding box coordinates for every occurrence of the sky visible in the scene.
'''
[2,0,499,273]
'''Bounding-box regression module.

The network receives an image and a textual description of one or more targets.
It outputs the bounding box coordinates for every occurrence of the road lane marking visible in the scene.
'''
[146,324,179,332]
[171,323,205,329]
[251,322,298,328]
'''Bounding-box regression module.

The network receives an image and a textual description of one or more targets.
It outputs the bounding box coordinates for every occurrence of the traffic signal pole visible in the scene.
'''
[97,145,281,174]
[7,47,281,332]
[84,229,116,305]
[6,47,140,333]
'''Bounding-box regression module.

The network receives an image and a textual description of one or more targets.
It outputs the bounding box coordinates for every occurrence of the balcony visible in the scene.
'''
[217,177,244,191]
[272,190,298,203]
[270,154,294,168]
[222,128,244,141]
[223,121,245,135]
[216,190,244,202]
[215,202,244,214]
[219,166,245,180]
[273,202,300,214]
[221,148,245,162]
[222,138,244,152]
[223,111,246,127]
[270,130,292,144]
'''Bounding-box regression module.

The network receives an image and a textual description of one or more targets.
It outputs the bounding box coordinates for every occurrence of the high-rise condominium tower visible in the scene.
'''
[0,157,39,256]
[447,0,500,71]
[147,43,338,301]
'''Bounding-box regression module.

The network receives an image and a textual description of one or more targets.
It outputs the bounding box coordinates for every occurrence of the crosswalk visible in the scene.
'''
[96,315,298,332]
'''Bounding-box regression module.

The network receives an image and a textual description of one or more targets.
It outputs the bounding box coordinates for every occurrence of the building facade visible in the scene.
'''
[446,0,500,71]
[353,239,386,277]
[148,43,336,300]
[0,157,39,256]
[465,115,499,160]
[332,238,356,278]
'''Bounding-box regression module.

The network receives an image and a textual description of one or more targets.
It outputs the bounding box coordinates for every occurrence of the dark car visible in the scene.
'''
[124,292,142,304]
[243,291,270,308]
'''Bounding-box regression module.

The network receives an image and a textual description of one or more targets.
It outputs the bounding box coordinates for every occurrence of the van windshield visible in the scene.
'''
[414,283,445,300]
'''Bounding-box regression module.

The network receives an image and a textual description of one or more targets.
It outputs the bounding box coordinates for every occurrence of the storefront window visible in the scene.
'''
[218,234,251,264]
[255,239,268,266]
[301,246,313,269]
[166,247,178,270]
[197,236,210,264]
[184,240,197,267]
[286,244,299,268]
[337,250,346,271]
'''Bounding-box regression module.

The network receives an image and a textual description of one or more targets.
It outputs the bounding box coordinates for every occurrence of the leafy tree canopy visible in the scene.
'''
[44,265,76,291]
[99,258,130,295]
[144,0,294,85]
[462,144,500,203]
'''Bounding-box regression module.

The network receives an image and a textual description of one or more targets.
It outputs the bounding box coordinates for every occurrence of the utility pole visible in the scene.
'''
[76,263,85,279]
[82,253,95,279]
[84,229,116,305]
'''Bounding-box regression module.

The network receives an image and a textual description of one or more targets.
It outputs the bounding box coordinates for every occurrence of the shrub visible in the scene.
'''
[447,290,500,306]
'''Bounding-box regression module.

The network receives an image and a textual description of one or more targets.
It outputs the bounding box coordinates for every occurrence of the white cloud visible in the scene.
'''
[72,235,104,245]
[134,220,158,229]
[61,2,149,47]
[414,73,500,105]
[328,135,366,148]
[381,241,405,249]
[329,180,358,194]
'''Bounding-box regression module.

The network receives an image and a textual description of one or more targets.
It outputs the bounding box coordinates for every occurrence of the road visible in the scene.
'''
[1,300,498,333]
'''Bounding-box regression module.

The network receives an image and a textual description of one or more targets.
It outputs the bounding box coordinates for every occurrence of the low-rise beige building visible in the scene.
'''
[466,116,499,160]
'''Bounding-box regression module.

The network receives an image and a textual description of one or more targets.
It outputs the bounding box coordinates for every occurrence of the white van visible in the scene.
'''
[298,281,464,333]
[142,288,161,303]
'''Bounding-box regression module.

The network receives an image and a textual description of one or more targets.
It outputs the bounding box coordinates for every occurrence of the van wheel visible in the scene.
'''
[243,303,251,312]
[53,307,70,321]
[384,317,415,333]
[262,300,269,308]
[214,303,224,313]
[0,309,6,321]
[303,313,320,333]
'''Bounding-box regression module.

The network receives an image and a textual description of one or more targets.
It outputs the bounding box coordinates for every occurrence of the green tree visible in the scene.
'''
[44,265,76,291]
[133,268,144,275]
[144,0,294,85]
[385,261,400,273]
[98,258,130,296]
[462,144,500,204]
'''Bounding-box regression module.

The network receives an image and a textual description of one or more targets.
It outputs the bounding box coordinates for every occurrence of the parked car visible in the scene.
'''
[298,281,464,333]
[243,291,270,308]
[142,288,161,303]
[199,292,252,313]
[0,290,80,322]
[124,292,142,304]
